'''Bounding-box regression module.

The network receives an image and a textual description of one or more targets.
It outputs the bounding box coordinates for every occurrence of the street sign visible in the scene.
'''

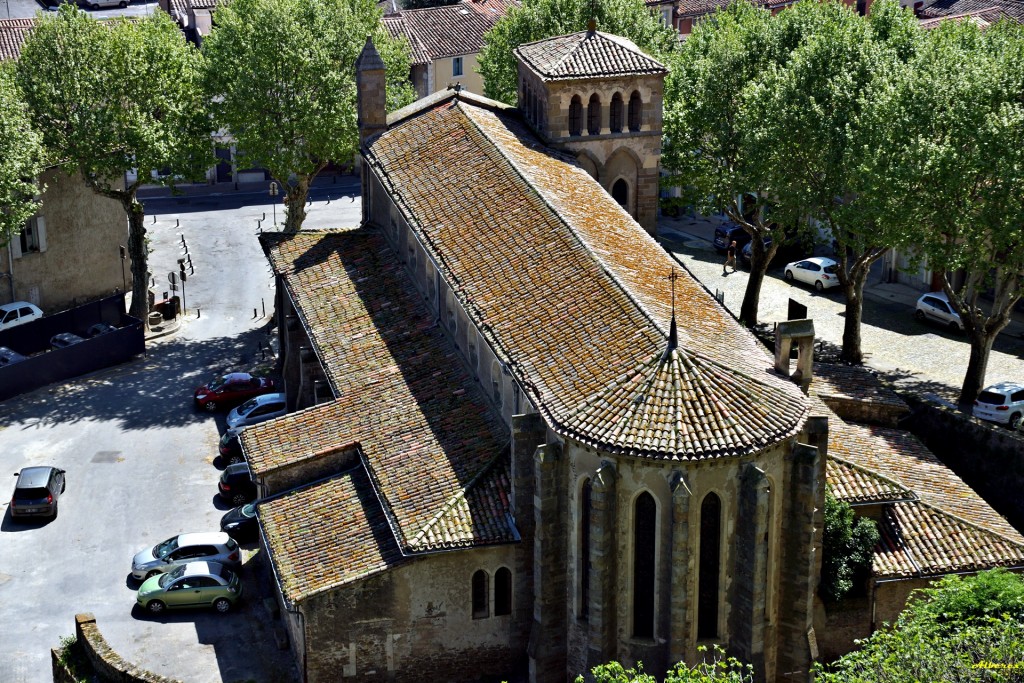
[168,271,178,285]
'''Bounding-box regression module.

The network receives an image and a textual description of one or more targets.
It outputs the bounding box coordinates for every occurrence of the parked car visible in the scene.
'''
[218,463,257,506]
[194,373,276,412]
[915,291,963,332]
[131,532,240,580]
[713,223,751,253]
[136,561,243,615]
[10,466,66,519]
[0,346,27,366]
[86,322,117,337]
[78,0,128,8]
[220,502,258,542]
[50,332,86,350]
[219,431,244,465]
[973,382,1024,430]
[0,301,43,332]
[225,393,286,433]
[783,257,840,291]
[740,237,772,268]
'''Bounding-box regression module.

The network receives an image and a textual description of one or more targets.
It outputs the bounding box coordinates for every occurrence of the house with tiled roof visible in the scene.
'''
[0,19,130,313]
[241,30,834,683]
[917,0,1023,25]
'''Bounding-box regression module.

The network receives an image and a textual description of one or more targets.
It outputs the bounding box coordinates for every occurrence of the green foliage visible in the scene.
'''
[0,64,44,249]
[818,570,1024,682]
[478,0,677,105]
[820,490,879,604]
[203,0,414,232]
[580,647,754,682]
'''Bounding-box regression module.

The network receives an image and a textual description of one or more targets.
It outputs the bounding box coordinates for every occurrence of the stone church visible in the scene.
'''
[240,30,829,682]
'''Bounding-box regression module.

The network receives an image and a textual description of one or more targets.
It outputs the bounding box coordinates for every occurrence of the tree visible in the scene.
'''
[17,7,212,324]
[581,647,755,683]
[478,0,677,106]
[203,0,415,233]
[742,0,921,363]
[818,569,1024,682]
[868,19,1024,405]
[0,64,44,251]
[661,1,784,326]
[820,490,879,604]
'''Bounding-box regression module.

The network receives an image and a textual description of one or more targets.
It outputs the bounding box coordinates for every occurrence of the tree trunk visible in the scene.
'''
[738,237,777,327]
[282,177,310,234]
[959,330,995,408]
[840,277,865,364]
[123,197,150,328]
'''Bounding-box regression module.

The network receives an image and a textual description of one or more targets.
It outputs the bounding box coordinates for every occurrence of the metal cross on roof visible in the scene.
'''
[665,267,680,317]
[663,268,680,356]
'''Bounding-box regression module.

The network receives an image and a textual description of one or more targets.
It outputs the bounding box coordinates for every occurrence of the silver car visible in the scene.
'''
[915,291,963,331]
[225,392,287,435]
[131,532,241,580]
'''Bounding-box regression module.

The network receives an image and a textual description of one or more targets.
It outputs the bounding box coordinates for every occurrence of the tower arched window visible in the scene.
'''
[579,478,592,618]
[495,567,512,616]
[633,491,656,639]
[569,95,583,136]
[698,492,722,639]
[628,91,643,132]
[472,570,489,619]
[610,93,624,133]
[587,94,601,135]
[612,179,629,209]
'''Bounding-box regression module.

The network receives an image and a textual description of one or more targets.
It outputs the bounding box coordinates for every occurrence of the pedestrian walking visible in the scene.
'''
[724,240,737,274]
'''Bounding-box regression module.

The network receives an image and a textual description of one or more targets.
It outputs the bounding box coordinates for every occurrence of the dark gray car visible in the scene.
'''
[10,466,66,519]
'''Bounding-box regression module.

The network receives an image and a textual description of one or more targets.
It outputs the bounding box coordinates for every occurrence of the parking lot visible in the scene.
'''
[0,177,360,683]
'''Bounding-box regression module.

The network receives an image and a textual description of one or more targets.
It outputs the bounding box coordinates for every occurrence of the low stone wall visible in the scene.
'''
[70,613,182,683]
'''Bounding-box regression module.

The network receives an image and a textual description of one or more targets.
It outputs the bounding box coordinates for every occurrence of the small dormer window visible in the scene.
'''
[453,56,464,77]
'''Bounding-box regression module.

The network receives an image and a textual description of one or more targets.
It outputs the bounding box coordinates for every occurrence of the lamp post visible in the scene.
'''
[119,245,128,295]
[269,181,279,227]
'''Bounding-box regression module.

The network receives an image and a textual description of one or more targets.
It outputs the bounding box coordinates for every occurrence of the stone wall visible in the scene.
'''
[69,613,181,683]
[818,595,872,663]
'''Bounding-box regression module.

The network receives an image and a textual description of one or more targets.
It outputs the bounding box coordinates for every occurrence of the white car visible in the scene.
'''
[915,291,963,332]
[973,382,1024,430]
[226,392,287,434]
[0,301,43,332]
[783,257,840,291]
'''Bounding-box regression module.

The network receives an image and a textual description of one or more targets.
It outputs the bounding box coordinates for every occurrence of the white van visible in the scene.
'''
[0,301,43,332]
[78,0,129,9]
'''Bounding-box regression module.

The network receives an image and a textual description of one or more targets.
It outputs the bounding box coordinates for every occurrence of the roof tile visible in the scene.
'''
[515,30,667,80]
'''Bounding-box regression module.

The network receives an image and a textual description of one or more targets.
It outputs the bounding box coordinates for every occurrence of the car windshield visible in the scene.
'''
[153,536,179,559]
[207,375,230,391]
[823,264,839,274]
[241,503,256,519]
[237,398,259,414]
[978,391,1006,406]
[216,564,236,581]
[158,565,187,587]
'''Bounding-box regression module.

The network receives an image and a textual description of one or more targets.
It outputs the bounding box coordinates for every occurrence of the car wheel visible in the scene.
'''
[147,600,166,614]
[1010,413,1023,431]
[213,598,232,613]
[145,570,161,579]
[785,270,794,282]
[89,2,99,7]
[231,492,248,506]
[51,503,58,519]
[203,401,218,412]
[61,480,66,493]
[949,321,961,332]
[814,281,824,292]
[914,310,926,322]
[227,454,243,465]
[118,0,127,6]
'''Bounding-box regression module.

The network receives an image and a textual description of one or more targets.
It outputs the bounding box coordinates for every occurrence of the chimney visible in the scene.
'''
[356,36,387,146]
[774,319,815,393]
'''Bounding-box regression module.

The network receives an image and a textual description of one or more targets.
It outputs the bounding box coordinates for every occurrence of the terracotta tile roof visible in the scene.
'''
[365,93,808,460]
[0,19,34,61]
[827,456,914,505]
[515,30,667,80]
[258,465,405,602]
[250,229,516,554]
[811,363,908,413]
[168,0,223,16]
[400,3,504,59]
[382,15,430,66]
[874,501,1024,579]
[676,0,796,17]
[918,5,1010,28]
[919,0,1024,22]
[463,0,520,19]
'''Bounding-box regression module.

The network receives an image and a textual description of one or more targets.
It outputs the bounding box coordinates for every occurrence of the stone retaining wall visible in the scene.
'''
[65,613,182,683]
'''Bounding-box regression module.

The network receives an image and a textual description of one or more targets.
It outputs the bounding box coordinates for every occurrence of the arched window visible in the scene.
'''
[587,94,601,135]
[612,179,629,209]
[633,491,656,639]
[628,91,642,132]
[698,493,722,639]
[491,360,503,407]
[579,478,592,618]
[472,570,489,619]
[495,567,512,616]
[569,95,583,136]
[610,93,624,133]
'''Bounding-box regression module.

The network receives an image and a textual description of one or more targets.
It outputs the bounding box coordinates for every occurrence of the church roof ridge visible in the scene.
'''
[514,29,667,81]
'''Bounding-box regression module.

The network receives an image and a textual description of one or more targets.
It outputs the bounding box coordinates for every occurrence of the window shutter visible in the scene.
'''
[11,231,22,259]
[36,217,47,253]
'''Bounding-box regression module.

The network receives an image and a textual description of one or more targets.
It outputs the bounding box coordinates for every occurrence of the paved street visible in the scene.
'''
[659,214,1024,404]
[3,0,160,19]
[0,176,361,683]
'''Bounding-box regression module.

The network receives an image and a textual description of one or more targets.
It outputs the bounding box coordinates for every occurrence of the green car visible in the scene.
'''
[136,561,242,614]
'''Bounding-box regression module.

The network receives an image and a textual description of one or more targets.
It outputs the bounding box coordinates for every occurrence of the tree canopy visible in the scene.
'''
[478,0,678,105]
[203,0,415,232]
[16,7,211,322]
[0,64,44,250]
[581,647,755,683]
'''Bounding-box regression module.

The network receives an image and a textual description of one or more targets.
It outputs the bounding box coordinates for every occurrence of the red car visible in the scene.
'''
[193,373,276,412]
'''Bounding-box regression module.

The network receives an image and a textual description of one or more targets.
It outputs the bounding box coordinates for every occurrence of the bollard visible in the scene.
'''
[326,195,331,205]
[197,308,201,319]
[180,234,186,245]
[262,213,266,221]
[261,298,266,317]
[175,219,180,228]
[253,308,258,319]
[152,215,157,224]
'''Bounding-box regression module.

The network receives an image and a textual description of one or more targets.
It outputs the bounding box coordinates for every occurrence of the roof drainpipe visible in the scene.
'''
[6,240,14,301]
